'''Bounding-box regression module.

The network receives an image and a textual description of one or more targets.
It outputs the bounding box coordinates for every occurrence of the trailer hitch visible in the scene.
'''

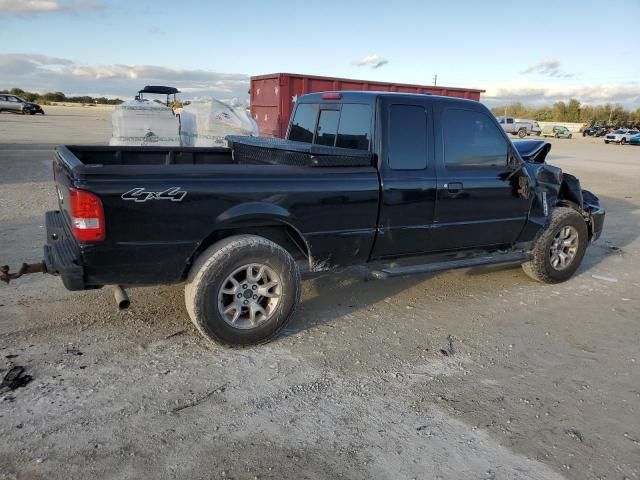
[1,262,46,284]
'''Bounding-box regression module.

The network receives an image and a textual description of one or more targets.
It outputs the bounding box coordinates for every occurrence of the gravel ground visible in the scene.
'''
[0,107,639,480]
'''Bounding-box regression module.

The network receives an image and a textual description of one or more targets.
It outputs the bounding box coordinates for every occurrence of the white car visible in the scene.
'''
[604,129,640,144]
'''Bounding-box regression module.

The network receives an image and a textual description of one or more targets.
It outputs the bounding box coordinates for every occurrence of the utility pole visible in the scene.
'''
[433,74,437,86]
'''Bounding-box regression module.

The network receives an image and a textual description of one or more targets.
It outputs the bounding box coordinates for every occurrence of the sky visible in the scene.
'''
[1,0,639,108]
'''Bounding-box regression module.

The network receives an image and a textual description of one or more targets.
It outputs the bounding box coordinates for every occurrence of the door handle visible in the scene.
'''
[445,182,464,194]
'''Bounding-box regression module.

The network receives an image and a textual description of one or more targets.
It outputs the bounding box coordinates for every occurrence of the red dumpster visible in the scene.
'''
[250,72,485,137]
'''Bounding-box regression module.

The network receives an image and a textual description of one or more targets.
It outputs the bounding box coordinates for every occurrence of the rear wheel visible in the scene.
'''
[604,140,609,144]
[185,235,301,346]
[568,133,572,139]
[522,207,588,284]
[621,138,627,145]
[518,128,527,138]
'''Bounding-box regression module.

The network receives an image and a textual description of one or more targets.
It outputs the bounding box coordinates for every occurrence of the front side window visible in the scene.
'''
[388,104,428,170]
[443,109,507,168]
[289,103,318,143]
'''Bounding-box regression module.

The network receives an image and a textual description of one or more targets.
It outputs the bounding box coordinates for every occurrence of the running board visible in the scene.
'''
[367,252,529,280]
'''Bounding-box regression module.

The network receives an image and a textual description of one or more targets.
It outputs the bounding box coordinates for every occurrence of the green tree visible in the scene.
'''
[552,101,568,121]
[43,91,66,102]
[533,107,554,121]
[566,98,581,122]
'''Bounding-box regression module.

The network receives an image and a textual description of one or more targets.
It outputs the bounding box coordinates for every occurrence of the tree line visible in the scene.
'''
[1,88,123,105]
[491,98,640,126]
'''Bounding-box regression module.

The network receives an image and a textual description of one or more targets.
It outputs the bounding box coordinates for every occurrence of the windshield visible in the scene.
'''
[613,129,626,134]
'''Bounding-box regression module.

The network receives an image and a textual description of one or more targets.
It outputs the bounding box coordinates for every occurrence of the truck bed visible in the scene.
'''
[51,143,380,288]
[61,136,374,172]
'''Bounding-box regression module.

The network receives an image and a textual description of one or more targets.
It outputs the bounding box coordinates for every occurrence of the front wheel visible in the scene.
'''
[522,207,588,284]
[568,134,572,139]
[620,138,627,145]
[185,235,301,346]
[604,140,609,144]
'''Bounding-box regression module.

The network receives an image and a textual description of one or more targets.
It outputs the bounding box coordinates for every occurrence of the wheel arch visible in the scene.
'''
[183,202,312,279]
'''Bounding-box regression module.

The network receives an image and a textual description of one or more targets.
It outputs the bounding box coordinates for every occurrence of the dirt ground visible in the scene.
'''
[0,107,638,480]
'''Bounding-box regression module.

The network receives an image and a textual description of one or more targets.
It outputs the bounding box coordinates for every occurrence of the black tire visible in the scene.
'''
[518,128,527,138]
[568,134,572,139]
[621,138,626,145]
[521,207,588,284]
[555,133,560,138]
[604,140,609,144]
[185,235,301,346]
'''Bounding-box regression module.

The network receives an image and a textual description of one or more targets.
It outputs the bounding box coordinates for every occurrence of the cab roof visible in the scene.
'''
[298,90,481,108]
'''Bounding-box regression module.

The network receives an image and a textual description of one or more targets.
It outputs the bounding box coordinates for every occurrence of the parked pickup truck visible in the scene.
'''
[496,116,530,138]
[2,91,605,346]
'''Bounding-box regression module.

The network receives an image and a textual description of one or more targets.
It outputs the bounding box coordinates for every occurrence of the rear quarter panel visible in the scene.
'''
[70,164,380,285]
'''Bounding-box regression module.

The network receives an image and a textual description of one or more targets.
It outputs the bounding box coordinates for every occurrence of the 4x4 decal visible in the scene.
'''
[121,187,187,203]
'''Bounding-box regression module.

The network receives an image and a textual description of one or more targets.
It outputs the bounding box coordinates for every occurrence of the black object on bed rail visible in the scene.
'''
[226,135,374,167]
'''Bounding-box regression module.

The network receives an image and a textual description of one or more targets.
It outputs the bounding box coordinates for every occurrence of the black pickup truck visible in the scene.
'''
[3,91,604,346]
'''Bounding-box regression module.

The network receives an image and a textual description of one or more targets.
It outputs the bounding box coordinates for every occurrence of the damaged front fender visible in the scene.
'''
[516,141,605,245]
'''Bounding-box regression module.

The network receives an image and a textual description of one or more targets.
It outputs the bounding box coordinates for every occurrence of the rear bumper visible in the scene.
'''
[44,210,86,290]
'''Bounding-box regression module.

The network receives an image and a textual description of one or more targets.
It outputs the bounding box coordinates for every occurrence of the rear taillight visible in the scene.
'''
[322,92,342,100]
[68,188,105,242]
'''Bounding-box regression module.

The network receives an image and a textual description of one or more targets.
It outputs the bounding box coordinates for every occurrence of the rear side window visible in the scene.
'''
[388,104,428,170]
[443,109,507,168]
[336,104,371,150]
[288,102,372,150]
[289,103,318,143]
[315,110,340,146]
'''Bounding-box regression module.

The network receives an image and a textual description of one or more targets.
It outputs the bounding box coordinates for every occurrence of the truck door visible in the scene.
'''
[370,98,437,258]
[430,106,530,252]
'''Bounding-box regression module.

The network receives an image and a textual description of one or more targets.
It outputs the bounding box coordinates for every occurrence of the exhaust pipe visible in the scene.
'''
[112,285,130,310]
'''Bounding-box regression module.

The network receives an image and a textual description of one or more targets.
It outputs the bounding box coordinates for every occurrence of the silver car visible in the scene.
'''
[0,94,45,115]
[604,129,639,144]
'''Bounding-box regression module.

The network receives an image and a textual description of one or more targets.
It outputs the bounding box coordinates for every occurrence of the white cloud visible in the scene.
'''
[520,59,573,79]
[483,80,640,108]
[0,0,102,16]
[0,53,250,100]
[353,55,389,69]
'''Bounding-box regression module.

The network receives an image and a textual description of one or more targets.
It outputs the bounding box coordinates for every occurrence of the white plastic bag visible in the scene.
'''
[110,99,180,146]
[180,99,259,147]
